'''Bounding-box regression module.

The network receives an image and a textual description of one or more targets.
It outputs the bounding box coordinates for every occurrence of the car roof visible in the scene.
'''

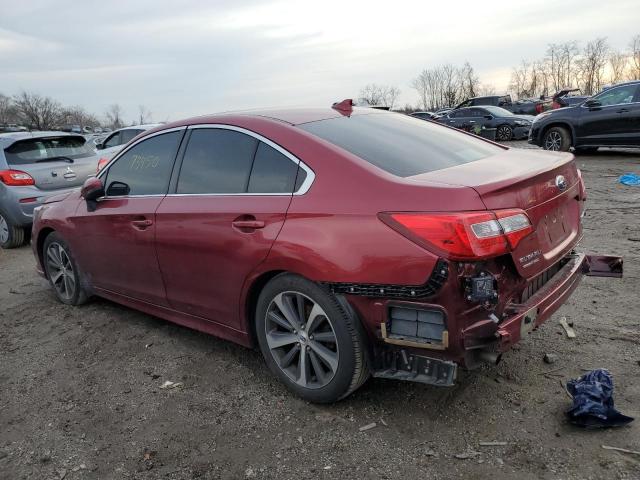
[161,107,380,129]
[115,123,163,132]
[0,131,86,147]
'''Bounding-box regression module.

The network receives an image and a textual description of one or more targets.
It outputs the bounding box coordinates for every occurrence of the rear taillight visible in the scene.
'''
[0,169,35,186]
[97,157,109,172]
[380,210,533,260]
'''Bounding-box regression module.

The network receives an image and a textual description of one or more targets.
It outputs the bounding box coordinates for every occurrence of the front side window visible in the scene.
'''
[103,131,181,196]
[453,109,469,118]
[104,132,122,149]
[593,85,638,106]
[300,112,502,177]
[120,129,144,144]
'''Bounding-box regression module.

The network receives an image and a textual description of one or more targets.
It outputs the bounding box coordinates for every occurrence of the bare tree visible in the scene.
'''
[60,106,100,128]
[608,51,629,84]
[546,42,579,91]
[12,91,62,130]
[138,105,152,125]
[575,38,609,95]
[105,104,124,129]
[0,93,19,125]
[358,84,401,108]
[460,62,480,99]
[630,34,640,79]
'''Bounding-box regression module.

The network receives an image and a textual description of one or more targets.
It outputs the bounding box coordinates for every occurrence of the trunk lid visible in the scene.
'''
[4,135,98,190]
[411,148,582,278]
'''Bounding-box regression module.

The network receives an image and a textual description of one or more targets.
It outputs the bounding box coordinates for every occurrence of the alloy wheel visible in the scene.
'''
[265,291,339,389]
[545,131,562,151]
[497,125,512,141]
[0,215,8,244]
[46,242,76,301]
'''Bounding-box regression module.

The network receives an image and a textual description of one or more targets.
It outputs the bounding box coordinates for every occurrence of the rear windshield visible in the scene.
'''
[4,136,93,166]
[299,113,502,177]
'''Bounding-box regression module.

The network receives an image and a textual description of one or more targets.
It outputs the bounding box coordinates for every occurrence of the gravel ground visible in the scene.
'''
[1,143,639,479]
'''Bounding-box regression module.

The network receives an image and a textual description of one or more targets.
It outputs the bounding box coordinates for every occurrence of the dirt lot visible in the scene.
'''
[1,142,639,480]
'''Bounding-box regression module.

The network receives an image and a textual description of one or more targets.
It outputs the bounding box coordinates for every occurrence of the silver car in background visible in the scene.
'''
[94,124,161,170]
[0,132,97,248]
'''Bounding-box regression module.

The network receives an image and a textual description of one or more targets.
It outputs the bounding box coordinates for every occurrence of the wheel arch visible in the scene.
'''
[36,227,56,277]
[242,269,287,347]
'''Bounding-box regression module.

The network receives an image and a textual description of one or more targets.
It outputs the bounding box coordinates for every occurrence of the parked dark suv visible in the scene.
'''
[529,81,640,151]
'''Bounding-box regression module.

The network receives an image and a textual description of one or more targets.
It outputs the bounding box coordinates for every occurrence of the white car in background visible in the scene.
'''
[95,124,161,170]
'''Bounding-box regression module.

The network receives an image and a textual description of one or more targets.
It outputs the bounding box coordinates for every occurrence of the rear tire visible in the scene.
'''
[255,273,369,403]
[0,211,25,249]
[42,232,89,305]
[543,126,571,151]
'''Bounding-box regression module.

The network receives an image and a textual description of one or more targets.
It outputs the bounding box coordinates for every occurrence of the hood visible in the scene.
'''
[512,115,536,122]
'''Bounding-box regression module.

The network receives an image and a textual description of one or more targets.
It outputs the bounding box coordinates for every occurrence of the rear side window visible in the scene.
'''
[299,112,502,177]
[248,142,299,193]
[177,129,258,194]
[103,131,181,196]
[177,128,302,195]
[4,136,93,166]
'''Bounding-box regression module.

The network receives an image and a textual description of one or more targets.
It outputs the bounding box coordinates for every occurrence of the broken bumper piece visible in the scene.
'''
[373,347,457,386]
[464,252,623,359]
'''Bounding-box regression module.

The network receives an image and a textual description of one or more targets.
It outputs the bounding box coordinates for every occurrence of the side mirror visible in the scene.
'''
[81,177,104,202]
[106,181,130,197]
[484,115,493,120]
[584,99,601,108]
[95,142,104,150]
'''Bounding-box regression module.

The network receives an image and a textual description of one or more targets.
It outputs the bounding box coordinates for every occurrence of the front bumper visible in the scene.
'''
[513,126,531,140]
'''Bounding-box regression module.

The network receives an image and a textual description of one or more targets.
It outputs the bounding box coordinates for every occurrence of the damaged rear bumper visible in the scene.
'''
[464,252,622,361]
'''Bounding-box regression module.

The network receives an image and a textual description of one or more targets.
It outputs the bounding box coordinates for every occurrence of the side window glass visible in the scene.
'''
[104,132,121,148]
[594,85,637,106]
[120,129,143,144]
[177,129,257,194]
[248,142,299,194]
[103,131,181,196]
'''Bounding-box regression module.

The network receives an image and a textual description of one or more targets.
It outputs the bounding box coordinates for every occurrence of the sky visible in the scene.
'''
[1,0,638,123]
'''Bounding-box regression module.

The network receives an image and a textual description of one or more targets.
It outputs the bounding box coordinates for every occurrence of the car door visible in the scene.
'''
[155,126,308,329]
[576,83,640,145]
[70,128,185,305]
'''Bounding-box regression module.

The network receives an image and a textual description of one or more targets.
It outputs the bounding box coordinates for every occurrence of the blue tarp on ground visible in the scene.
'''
[566,369,634,429]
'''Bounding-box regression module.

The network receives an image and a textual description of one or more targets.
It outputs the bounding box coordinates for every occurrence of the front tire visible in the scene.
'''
[0,211,25,249]
[43,232,89,305]
[543,126,571,151]
[255,274,369,403]
[496,124,513,141]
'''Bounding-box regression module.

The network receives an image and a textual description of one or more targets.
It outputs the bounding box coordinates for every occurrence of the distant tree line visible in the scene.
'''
[0,91,152,131]
[361,34,640,112]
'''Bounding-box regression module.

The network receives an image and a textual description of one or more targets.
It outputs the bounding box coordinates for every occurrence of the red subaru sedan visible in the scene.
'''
[31,102,622,403]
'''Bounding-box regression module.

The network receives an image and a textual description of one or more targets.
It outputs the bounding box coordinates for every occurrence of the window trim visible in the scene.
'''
[167,124,315,197]
[97,126,187,199]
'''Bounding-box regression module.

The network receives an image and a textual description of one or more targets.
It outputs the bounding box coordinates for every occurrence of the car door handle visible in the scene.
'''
[616,108,629,113]
[232,219,265,229]
[131,219,153,230]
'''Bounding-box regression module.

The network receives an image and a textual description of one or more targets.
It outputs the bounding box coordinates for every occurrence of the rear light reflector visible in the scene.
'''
[380,210,533,260]
[19,197,38,203]
[0,169,35,186]
[97,157,109,172]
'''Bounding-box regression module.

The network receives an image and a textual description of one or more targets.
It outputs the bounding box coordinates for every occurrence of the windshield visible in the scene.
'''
[482,106,513,117]
[299,112,503,177]
[4,136,94,166]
